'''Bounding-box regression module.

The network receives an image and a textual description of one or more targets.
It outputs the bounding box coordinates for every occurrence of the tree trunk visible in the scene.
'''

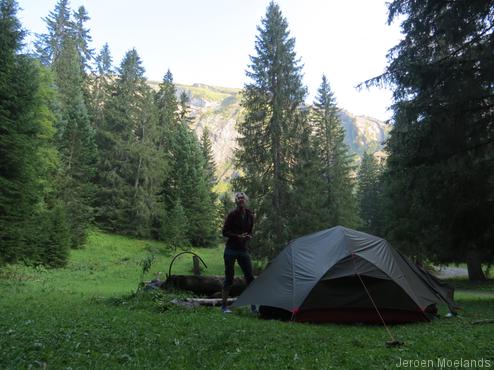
[272,114,281,246]
[134,155,142,198]
[466,248,486,282]
[192,256,201,276]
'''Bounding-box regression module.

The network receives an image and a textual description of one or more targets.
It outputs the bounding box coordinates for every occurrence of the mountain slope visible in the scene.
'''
[149,82,389,181]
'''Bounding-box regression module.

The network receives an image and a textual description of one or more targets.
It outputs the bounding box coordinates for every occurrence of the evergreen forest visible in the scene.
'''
[1,0,492,281]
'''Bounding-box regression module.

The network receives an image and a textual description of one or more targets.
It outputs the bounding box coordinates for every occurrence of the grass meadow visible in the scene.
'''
[1,230,493,369]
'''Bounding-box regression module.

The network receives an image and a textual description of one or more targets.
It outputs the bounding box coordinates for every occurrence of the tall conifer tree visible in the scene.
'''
[158,86,217,247]
[0,0,69,265]
[154,70,178,240]
[88,43,113,130]
[173,122,217,247]
[356,152,384,236]
[235,2,307,258]
[36,0,93,74]
[72,5,93,75]
[311,75,359,228]
[33,0,98,248]
[178,91,192,124]
[35,0,71,66]
[369,0,494,279]
[53,35,96,247]
[201,127,217,189]
[155,69,178,151]
[289,109,326,237]
[95,49,161,237]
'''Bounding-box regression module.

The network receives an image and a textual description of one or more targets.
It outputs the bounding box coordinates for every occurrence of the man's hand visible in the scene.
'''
[238,233,252,240]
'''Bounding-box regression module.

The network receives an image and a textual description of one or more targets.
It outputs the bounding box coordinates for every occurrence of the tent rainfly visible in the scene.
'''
[233,226,457,323]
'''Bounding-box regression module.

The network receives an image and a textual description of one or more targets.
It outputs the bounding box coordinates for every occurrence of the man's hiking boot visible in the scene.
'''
[221,305,232,314]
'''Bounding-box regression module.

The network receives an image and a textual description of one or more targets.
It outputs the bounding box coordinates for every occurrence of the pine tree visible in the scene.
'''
[72,5,93,75]
[32,203,70,267]
[200,127,217,188]
[36,0,93,73]
[160,95,218,247]
[162,200,189,249]
[155,75,218,246]
[155,69,178,151]
[95,49,161,238]
[178,91,192,124]
[52,35,96,248]
[289,109,326,237]
[356,152,384,236]
[200,127,220,231]
[235,2,307,258]
[36,0,94,111]
[25,65,70,266]
[95,43,113,76]
[35,0,72,66]
[311,75,359,229]
[0,0,39,262]
[154,70,178,240]
[369,0,494,279]
[88,43,113,129]
[33,0,98,248]
[0,0,68,265]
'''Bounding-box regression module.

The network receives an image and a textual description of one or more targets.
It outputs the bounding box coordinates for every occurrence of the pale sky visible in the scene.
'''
[17,0,402,120]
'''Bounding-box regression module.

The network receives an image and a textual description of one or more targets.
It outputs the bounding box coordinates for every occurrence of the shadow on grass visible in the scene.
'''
[446,278,494,292]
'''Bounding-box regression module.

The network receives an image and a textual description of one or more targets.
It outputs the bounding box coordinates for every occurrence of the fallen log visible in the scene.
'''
[164,275,250,297]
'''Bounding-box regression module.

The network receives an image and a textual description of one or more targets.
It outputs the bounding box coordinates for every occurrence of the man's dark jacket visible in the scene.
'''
[222,208,254,250]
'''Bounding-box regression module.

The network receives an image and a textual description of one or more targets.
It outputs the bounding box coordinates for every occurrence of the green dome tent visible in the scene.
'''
[233,226,457,323]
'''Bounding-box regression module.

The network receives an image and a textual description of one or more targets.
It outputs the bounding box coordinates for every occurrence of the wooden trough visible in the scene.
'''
[164,275,249,297]
[160,251,251,297]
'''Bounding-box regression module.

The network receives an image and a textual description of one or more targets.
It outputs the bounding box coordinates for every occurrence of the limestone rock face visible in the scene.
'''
[149,81,389,181]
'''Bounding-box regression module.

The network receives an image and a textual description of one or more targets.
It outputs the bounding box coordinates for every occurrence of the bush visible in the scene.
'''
[28,203,71,267]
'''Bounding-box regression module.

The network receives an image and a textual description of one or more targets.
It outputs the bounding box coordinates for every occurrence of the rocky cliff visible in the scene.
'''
[148,81,389,182]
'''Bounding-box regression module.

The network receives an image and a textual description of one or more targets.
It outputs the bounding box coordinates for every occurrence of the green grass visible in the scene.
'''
[147,81,241,103]
[177,83,239,103]
[1,230,493,369]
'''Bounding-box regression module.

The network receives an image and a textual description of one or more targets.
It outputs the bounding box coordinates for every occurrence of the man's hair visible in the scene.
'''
[235,192,248,202]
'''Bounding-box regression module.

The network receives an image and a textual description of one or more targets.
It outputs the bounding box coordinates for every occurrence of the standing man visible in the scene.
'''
[221,192,256,313]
